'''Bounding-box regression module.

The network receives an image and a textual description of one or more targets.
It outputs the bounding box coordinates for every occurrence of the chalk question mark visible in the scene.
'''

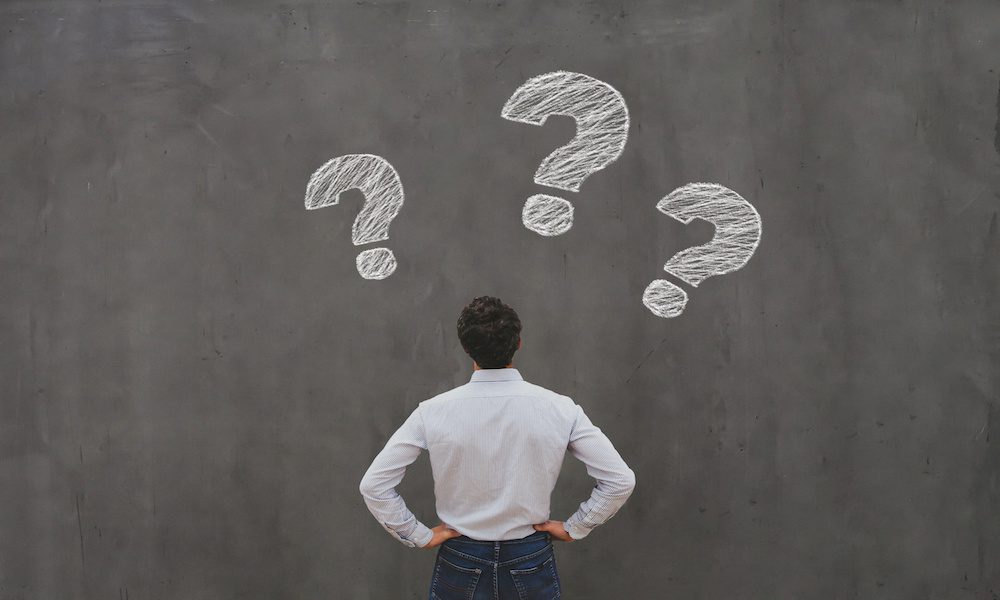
[501,70,630,236]
[643,183,762,318]
[304,154,404,280]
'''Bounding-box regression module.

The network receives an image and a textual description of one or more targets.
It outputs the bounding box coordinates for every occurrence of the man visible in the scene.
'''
[359,296,636,599]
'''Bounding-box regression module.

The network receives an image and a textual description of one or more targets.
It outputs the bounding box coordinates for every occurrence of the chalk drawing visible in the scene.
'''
[304,154,404,280]
[502,70,630,235]
[642,280,690,319]
[643,183,762,318]
[522,194,575,237]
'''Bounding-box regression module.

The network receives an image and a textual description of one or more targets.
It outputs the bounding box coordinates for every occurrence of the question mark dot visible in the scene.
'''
[356,247,397,280]
[522,194,574,236]
[642,279,689,318]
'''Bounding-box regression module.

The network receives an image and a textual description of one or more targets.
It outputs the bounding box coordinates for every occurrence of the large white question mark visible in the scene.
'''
[643,183,762,318]
[304,154,405,280]
[501,70,630,236]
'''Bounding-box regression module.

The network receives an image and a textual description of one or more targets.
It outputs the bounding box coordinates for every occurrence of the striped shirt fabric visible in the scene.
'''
[358,368,637,548]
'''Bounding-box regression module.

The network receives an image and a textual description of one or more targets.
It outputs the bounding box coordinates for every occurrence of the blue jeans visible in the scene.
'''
[428,530,561,600]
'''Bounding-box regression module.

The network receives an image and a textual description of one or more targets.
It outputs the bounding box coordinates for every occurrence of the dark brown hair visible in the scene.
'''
[456,296,522,368]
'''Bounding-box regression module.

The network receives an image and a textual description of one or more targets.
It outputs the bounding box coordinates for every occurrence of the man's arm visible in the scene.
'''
[358,404,435,548]
[563,403,637,541]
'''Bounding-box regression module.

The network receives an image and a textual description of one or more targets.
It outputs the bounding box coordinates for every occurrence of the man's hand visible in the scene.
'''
[421,523,463,548]
[533,520,575,542]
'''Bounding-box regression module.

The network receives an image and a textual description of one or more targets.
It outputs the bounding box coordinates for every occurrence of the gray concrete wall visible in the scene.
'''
[1,1,998,598]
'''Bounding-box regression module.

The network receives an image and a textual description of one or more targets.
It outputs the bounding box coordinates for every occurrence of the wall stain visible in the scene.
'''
[995,76,1000,156]
[75,493,85,568]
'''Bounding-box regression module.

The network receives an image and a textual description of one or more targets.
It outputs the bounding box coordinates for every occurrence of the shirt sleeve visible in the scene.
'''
[563,403,637,541]
[358,404,435,548]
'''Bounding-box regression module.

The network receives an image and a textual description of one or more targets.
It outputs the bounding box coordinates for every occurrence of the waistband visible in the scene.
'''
[447,529,550,545]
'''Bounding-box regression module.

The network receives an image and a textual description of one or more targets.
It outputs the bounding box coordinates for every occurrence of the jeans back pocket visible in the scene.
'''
[431,555,482,600]
[509,553,560,600]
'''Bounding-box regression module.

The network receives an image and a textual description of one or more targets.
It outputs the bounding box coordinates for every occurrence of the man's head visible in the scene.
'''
[456,296,522,369]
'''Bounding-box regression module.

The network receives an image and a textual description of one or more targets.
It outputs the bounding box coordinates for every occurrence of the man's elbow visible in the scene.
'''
[619,468,636,495]
[359,477,374,499]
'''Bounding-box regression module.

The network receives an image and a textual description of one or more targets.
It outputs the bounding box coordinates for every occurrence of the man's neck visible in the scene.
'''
[473,363,514,371]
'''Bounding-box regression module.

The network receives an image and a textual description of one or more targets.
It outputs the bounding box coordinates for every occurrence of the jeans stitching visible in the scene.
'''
[509,554,553,575]
[469,569,481,600]
[550,555,560,598]
[493,542,500,600]
[500,544,553,568]
[441,544,496,567]
[512,575,526,600]
[439,555,482,575]
[509,555,558,600]
[430,558,482,600]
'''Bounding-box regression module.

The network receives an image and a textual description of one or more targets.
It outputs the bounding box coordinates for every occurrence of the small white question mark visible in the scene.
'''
[501,70,630,236]
[643,183,762,318]
[304,154,405,280]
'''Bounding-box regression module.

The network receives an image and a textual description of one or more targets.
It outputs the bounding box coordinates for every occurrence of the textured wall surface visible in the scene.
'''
[2,1,999,598]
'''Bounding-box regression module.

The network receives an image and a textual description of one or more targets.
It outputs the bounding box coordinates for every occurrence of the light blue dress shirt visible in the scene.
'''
[358,368,636,548]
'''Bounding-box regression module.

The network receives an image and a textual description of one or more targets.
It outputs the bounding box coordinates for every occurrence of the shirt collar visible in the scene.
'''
[469,368,523,383]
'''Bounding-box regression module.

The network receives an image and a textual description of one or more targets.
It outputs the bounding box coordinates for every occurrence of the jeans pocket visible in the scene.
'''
[431,555,482,600]
[509,553,560,600]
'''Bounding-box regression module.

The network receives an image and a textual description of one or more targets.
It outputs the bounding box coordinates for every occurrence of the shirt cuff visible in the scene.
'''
[563,519,590,541]
[411,523,434,548]
[380,520,435,548]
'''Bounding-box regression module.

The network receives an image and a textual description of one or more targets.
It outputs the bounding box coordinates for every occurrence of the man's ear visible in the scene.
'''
[518,337,522,349]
